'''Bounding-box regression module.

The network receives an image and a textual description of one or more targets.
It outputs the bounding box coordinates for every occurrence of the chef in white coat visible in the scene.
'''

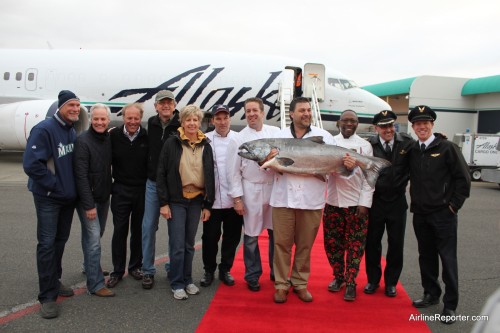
[226,97,281,292]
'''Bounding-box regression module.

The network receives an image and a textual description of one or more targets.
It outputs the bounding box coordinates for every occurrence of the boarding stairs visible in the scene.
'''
[278,64,325,129]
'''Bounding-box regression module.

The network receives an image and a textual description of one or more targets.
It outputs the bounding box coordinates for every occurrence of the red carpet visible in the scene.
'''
[196,225,430,333]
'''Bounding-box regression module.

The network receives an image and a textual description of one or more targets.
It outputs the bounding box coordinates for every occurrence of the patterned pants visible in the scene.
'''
[323,204,369,286]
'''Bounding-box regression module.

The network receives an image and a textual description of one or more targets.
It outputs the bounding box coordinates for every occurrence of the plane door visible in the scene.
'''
[303,63,325,101]
[24,68,38,91]
[284,66,303,98]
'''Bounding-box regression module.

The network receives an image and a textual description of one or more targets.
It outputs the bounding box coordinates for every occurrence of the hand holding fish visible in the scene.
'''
[343,153,356,171]
[258,148,279,166]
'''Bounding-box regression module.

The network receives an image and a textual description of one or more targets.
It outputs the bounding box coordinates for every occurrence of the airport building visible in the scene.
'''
[363,75,500,136]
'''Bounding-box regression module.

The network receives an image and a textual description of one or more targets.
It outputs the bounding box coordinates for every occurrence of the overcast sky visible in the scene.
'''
[1,0,498,86]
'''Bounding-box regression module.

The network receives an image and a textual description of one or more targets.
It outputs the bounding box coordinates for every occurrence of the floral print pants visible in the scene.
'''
[323,204,369,286]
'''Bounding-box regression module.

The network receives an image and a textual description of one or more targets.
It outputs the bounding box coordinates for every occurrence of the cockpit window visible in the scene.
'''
[339,79,358,89]
[328,78,359,90]
[327,78,342,89]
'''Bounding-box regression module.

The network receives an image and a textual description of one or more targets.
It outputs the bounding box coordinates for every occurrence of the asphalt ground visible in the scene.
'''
[0,151,498,333]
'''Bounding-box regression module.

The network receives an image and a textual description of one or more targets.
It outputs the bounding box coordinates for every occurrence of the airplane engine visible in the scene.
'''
[0,100,89,151]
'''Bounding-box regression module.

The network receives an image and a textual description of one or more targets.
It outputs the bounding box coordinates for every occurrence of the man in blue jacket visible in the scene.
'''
[23,90,81,319]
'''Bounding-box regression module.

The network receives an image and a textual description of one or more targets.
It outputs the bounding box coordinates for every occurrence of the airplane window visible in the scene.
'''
[328,78,343,89]
[28,73,35,81]
[16,72,22,81]
[339,79,359,89]
[3,72,9,80]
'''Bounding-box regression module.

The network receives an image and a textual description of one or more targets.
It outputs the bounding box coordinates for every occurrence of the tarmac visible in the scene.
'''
[0,151,499,333]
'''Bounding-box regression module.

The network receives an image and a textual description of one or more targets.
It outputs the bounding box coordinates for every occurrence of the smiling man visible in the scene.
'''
[141,91,180,290]
[226,97,281,293]
[364,110,414,298]
[107,103,149,289]
[23,90,81,319]
[407,105,471,325]
[323,109,374,302]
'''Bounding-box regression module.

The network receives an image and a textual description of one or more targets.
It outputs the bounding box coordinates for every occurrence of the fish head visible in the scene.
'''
[238,140,273,163]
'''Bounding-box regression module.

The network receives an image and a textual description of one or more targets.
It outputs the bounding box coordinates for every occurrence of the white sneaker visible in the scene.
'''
[172,288,188,300]
[185,283,200,295]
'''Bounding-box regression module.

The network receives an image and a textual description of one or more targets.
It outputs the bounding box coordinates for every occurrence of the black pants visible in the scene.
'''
[365,195,407,286]
[201,208,243,273]
[413,208,459,310]
[110,182,145,277]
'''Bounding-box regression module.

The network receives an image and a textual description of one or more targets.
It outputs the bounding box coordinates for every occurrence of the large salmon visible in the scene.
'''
[238,136,391,188]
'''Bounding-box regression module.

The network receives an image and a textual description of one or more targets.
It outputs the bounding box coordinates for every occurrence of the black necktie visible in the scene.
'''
[384,141,391,154]
[421,143,426,152]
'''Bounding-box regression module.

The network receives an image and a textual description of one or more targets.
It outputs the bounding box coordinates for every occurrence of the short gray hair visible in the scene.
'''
[89,103,111,118]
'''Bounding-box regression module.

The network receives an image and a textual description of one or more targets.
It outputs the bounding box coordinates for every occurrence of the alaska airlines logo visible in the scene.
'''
[58,142,74,158]
[109,65,281,120]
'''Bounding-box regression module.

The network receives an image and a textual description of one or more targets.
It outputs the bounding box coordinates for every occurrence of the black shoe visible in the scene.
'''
[40,301,59,319]
[106,275,122,288]
[58,281,74,297]
[440,308,456,324]
[142,274,154,289]
[385,285,397,297]
[129,268,143,280]
[328,279,345,292]
[344,285,356,301]
[200,272,214,287]
[247,280,260,292]
[363,282,379,294]
[219,271,235,286]
[412,294,440,308]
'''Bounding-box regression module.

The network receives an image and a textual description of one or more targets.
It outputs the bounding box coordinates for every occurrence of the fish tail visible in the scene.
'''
[359,157,391,188]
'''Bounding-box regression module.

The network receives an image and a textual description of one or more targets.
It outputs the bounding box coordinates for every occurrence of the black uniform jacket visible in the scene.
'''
[369,132,414,203]
[408,133,471,214]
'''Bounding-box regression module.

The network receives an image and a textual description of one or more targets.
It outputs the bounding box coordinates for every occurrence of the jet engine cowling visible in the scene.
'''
[0,100,89,151]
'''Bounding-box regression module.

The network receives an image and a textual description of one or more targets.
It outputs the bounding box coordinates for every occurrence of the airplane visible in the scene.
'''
[0,49,391,150]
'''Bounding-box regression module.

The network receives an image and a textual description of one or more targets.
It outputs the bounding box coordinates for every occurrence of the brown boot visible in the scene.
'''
[93,287,115,297]
[295,288,313,302]
[274,289,288,303]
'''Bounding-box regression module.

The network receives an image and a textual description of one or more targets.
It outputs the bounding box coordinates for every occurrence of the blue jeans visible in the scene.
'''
[76,200,109,293]
[33,194,75,303]
[142,179,160,275]
[167,196,202,290]
[244,229,274,282]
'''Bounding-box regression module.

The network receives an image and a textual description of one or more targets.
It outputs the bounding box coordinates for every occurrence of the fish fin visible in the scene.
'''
[313,174,327,182]
[306,136,325,144]
[275,157,294,166]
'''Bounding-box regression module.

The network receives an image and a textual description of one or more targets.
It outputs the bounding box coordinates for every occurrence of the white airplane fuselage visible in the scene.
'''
[0,49,390,150]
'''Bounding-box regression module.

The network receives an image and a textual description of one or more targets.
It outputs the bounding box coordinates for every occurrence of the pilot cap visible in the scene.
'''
[408,105,437,123]
[155,90,175,102]
[58,90,79,108]
[372,110,397,126]
[211,104,230,115]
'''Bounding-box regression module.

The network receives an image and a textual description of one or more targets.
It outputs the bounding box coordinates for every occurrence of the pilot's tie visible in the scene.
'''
[420,143,426,152]
[385,141,391,154]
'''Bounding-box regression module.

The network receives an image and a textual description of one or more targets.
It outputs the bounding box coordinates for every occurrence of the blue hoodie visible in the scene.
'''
[23,112,78,201]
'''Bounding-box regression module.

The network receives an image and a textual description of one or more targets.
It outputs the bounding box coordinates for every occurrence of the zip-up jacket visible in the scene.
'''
[156,134,215,210]
[23,112,77,201]
[368,132,414,202]
[110,125,149,187]
[409,133,471,214]
[73,127,112,210]
[146,111,180,181]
